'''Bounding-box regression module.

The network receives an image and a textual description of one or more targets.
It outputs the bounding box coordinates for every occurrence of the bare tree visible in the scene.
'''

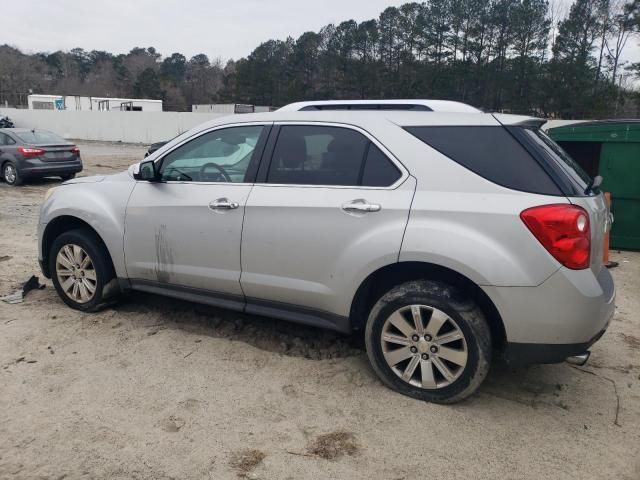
[605,0,636,83]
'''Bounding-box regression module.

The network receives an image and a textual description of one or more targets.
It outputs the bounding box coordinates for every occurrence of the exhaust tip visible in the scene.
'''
[566,351,590,367]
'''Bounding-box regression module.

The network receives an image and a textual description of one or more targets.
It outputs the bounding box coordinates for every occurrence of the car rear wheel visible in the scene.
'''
[365,280,492,404]
[49,229,117,312]
[3,162,22,186]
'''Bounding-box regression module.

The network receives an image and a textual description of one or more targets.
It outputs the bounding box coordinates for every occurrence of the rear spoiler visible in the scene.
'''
[492,114,547,129]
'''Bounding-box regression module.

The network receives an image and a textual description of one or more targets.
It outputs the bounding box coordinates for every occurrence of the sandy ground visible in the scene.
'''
[0,141,639,480]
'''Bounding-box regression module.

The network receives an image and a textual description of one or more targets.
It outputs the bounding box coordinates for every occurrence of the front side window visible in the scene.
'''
[267,125,400,187]
[159,125,264,183]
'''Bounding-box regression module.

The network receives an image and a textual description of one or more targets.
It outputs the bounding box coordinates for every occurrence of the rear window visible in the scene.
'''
[404,126,562,196]
[14,130,67,145]
[521,128,591,191]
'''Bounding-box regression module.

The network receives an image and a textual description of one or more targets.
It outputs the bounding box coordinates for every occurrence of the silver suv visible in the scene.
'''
[38,103,615,403]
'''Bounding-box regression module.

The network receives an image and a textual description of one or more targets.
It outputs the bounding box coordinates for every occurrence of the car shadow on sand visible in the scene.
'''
[113,291,364,360]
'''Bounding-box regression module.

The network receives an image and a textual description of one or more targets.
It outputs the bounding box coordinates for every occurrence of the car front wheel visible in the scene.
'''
[365,280,492,404]
[49,229,117,312]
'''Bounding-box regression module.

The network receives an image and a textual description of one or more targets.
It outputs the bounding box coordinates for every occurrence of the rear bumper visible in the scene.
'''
[18,158,83,177]
[483,266,615,364]
[505,328,608,366]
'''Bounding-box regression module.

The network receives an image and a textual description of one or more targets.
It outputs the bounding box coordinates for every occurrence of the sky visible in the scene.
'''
[3,0,639,70]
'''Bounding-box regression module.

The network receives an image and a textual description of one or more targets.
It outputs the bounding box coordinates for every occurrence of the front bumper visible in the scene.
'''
[483,266,615,365]
[39,259,50,279]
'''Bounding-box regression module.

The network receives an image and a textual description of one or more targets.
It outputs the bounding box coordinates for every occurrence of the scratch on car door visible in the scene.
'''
[155,224,174,283]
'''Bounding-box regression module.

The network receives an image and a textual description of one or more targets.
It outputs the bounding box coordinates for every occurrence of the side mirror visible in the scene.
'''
[134,160,158,181]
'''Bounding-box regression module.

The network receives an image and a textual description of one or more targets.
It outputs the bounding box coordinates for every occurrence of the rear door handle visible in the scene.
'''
[342,199,381,213]
[209,198,239,210]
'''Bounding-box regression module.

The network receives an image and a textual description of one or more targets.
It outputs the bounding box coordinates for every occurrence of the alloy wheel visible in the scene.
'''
[4,164,16,184]
[55,244,97,304]
[380,305,468,389]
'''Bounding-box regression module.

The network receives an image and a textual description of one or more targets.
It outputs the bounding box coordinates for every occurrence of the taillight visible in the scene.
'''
[18,147,46,157]
[71,147,80,154]
[520,204,591,270]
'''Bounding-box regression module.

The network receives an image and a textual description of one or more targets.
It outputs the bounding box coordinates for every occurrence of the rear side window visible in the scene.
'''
[404,126,562,195]
[267,125,401,187]
[0,133,14,145]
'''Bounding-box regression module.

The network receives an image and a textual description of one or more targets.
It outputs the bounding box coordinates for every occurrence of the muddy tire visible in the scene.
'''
[365,280,492,404]
[49,228,118,312]
[3,161,23,186]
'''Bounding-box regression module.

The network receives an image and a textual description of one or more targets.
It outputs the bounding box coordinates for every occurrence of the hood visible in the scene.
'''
[62,170,134,185]
[63,175,106,185]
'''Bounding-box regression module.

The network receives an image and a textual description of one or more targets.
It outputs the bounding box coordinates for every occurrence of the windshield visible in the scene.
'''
[521,128,592,193]
[14,130,67,145]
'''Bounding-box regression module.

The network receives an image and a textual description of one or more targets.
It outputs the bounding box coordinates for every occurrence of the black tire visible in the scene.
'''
[60,174,76,181]
[365,280,492,404]
[2,161,23,186]
[49,228,117,312]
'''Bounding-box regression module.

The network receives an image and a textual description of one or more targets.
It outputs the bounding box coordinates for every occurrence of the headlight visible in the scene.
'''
[44,187,57,202]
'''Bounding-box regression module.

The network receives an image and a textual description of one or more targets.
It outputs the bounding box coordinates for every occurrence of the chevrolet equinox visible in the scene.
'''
[37,101,615,403]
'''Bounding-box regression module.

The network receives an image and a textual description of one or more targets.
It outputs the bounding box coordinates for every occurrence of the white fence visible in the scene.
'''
[0,107,585,143]
[0,108,228,143]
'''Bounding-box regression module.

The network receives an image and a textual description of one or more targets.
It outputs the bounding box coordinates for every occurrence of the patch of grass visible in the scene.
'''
[307,430,358,460]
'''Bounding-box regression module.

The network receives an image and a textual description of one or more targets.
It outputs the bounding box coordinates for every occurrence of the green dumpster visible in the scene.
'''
[548,120,640,250]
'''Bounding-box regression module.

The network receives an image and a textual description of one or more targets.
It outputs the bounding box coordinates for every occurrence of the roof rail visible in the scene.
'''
[278,99,481,113]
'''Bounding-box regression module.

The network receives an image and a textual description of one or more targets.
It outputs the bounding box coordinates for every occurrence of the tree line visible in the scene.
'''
[1,0,639,118]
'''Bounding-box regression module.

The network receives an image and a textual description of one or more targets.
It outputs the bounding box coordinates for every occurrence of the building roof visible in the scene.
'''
[27,94,162,103]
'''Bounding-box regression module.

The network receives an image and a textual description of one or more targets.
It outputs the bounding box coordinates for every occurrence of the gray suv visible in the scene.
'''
[37,103,615,403]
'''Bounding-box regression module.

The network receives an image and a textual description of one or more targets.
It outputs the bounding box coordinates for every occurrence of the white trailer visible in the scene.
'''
[27,94,162,112]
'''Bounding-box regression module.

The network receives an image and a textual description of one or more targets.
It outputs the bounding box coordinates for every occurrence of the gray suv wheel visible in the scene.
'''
[49,228,117,312]
[365,280,492,404]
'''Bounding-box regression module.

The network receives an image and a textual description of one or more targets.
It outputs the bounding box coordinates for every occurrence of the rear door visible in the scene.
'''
[240,123,415,323]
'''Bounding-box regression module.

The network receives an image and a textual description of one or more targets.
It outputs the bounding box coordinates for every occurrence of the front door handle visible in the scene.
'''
[342,199,382,213]
[209,198,239,210]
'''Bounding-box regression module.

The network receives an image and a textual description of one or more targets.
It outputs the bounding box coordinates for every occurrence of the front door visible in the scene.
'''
[124,124,269,299]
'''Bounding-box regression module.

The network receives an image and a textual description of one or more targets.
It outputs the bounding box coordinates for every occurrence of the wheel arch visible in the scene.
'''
[349,261,507,351]
[41,216,115,279]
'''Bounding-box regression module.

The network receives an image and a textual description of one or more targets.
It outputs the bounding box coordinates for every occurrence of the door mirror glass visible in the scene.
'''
[135,160,157,181]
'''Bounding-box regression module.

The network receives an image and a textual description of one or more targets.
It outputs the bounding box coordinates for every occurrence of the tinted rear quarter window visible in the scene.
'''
[404,126,562,195]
